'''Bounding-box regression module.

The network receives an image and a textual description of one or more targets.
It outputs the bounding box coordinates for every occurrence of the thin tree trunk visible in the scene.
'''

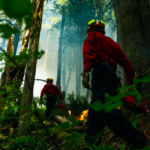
[66,48,74,92]
[76,44,80,95]
[56,7,65,90]
[62,48,66,91]
[18,0,45,135]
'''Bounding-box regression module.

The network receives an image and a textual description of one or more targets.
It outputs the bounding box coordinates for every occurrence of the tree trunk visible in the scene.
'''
[13,23,22,55]
[66,49,74,92]
[76,44,80,95]
[62,48,66,91]
[18,0,45,135]
[0,35,14,109]
[116,27,121,46]
[56,7,65,90]
[0,27,30,110]
[75,25,82,95]
[95,0,103,20]
[112,0,150,102]
[1,34,14,87]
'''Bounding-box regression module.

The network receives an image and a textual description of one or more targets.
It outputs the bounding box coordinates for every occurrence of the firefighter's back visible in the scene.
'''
[92,31,121,71]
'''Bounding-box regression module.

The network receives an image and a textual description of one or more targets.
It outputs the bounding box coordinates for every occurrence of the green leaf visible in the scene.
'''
[3,0,32,21]
[120,143,125,150]
[116,85,133,91]
[134,75,150,84]
[104,92,111,103]
[0,24,19,39]
[111,92,131,101]
[105,100,123,113]
[130,113,143,121]
[0,0,4,10]
[88,100,105,112]
[130,113,143,129]
[55,122,71,129]
[131,118,138,129]
[65,132,83,141]
[70,120,82,127]
[142,146,150,150]
[34,50,45,59]
[24,14,32,29]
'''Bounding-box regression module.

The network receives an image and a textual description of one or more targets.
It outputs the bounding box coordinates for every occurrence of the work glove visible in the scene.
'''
[81,71,91,90]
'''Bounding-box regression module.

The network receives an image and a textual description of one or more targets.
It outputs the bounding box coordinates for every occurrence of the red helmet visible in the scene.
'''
[87,19,105,33]
[46,78,53,82]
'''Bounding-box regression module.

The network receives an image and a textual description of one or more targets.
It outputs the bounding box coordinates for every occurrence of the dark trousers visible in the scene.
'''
[46,94,57,119]
[85,64,146,148]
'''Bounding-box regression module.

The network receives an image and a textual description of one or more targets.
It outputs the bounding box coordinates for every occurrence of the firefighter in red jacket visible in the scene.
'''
[81,19,150,149]
[40,78,64,119]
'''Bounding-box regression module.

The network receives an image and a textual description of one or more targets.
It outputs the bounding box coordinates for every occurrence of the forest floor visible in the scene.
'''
[1,105,150,150]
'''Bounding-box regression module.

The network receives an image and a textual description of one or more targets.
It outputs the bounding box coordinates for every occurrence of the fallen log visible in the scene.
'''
[53,115,72,124]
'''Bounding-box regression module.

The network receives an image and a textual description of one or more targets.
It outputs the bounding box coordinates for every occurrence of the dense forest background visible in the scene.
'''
[0,0,119,100]
[0,0,150,150]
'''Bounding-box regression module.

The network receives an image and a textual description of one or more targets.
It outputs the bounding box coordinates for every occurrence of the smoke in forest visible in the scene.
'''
[0,0,117,99]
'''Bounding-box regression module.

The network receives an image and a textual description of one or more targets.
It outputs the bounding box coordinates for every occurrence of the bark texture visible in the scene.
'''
[112,0,150,103]
[0,35,14,109]
[18,0,44,135]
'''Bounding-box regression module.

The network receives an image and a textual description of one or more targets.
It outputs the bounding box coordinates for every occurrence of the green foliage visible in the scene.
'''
[99,144,116,150]
[3,0,32,28]
[1,49,45,67]
[9,135,49,150]
[0,24,19,38]
[66,92,89,115]
[0,0,32,39]
[0,1,150,150]
[65,132,84,141]
[134,75,150,84]
[120,143,125,150]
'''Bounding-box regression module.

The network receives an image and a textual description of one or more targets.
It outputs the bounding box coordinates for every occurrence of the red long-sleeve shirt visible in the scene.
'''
[40,83,63,100]
[82,32,135,85]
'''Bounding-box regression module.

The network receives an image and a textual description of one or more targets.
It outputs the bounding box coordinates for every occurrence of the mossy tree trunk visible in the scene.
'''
[112,0,150,101]
[0,35,14,109]
[18,0,45,135]
[0,29,30,109]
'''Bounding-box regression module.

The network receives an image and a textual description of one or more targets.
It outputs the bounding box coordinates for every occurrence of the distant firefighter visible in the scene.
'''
[81,19,150,149]
[40,78,64,120]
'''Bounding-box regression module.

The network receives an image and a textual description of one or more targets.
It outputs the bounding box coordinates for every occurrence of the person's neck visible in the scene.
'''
[47,82,53,85]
